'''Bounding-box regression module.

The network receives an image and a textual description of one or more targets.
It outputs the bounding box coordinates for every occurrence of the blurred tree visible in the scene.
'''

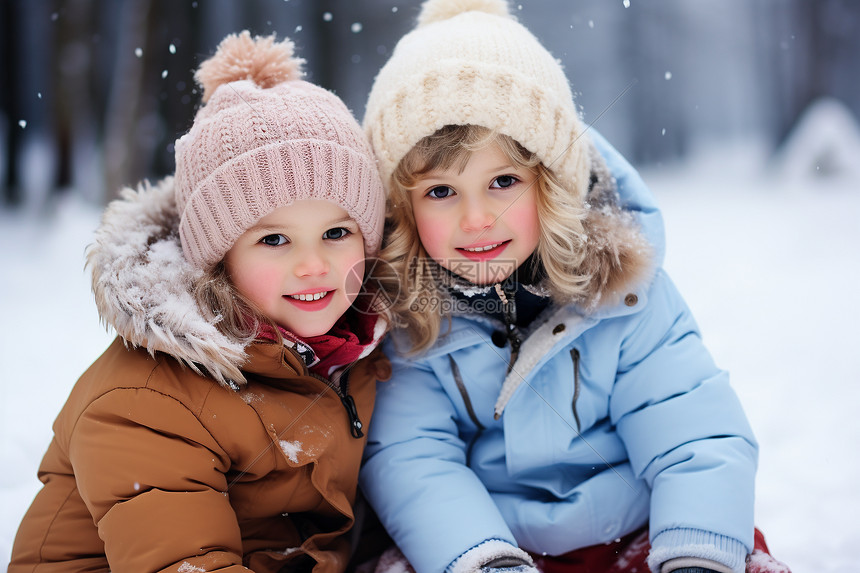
[625,2,689,164]
[0,0,858,208]
[56,0,103,203]
[7,0,59,211]
[0,1,9,203]
[103,0,153,198]
[761,0,860,146]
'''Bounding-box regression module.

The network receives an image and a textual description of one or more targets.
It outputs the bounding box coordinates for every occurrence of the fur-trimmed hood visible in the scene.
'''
[88,178,389,389]
[88,177,388,389]
[87,177,250,387]
[564,141,655,309]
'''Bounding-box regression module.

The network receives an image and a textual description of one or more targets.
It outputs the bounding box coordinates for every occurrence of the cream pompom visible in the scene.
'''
[417,0,512,27]
[195,31,304,103]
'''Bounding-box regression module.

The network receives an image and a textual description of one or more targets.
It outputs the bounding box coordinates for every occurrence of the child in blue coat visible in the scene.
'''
[357,2,791,573]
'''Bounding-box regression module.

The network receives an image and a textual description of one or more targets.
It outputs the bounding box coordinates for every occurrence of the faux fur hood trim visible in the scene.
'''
[568,143,654,310]
[87,177,248,388]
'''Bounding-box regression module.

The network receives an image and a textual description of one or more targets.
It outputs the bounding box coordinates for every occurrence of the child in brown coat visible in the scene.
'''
[10,31,391,573]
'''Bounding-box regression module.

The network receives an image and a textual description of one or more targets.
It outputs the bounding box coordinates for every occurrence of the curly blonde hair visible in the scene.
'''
[381,124,592,355]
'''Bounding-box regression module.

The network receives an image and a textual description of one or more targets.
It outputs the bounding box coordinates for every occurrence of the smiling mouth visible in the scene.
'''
[287,291,331,302]
[459,241,509,252]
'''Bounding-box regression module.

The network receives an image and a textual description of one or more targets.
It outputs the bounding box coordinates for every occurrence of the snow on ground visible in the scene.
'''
[644,141,860,573]
[1,143,858,570]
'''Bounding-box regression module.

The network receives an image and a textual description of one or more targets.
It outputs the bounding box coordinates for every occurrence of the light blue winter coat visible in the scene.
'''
[360,132,758,573]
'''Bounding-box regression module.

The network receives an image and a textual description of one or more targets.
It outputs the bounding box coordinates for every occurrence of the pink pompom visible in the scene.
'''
[195,31,304,103]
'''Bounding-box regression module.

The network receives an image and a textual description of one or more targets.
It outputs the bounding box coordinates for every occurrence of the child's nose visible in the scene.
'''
[459,198,495,232]
[293,246,329,277]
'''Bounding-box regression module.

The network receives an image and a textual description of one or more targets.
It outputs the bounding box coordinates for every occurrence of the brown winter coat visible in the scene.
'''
[9,178,390,573]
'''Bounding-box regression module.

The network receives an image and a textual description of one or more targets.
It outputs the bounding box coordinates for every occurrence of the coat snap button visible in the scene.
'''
[624,293,638,306]
[552,324,565,335]
[491,331,507,347]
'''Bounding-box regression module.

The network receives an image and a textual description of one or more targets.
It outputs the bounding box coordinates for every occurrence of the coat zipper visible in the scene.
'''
[494,283,522,373]
[337,369,365,439]
[570,348,582,432]
[299,353,364,439]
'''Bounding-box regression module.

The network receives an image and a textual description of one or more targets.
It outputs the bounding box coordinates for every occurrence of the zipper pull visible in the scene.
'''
[495,283,521,373]
[341,394,364,438]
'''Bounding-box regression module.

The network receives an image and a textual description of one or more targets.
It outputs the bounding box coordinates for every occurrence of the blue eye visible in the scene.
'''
[323,227,350,240]
[491,175,518,189]
[427,185,454,199]
[260,234,287,246]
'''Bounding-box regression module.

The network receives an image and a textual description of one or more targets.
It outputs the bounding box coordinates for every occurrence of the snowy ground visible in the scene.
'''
[1,143,858,570]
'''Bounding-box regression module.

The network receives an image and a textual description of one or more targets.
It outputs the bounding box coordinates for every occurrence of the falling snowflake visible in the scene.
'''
[161,70,168,79]
[323,12,333,22]
[18,120,26,129]
[135,47,143,58]
[169,43,176,54]
[665,71,672,80]
[351,22,363,33]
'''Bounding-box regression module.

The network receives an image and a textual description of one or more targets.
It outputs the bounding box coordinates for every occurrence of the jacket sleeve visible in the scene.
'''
[610,269,758,573]
[70,386,251,572]
[360,347,517,573]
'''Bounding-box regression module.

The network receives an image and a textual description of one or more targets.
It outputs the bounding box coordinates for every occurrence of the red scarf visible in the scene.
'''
[258,308,379,378]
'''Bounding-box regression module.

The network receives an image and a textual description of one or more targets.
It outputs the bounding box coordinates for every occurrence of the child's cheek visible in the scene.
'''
[233,264,283,305]
[508,201,541,252]
[414,214,449,261]
[343,253,366,304]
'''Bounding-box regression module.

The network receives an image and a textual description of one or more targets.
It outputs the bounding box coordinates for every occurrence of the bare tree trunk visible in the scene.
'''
[103,0,151,198]
[13,0,59,212]
[0,1,8,204]
[810,0,860,122]
[626,2,688,165]
[57,0,104,204]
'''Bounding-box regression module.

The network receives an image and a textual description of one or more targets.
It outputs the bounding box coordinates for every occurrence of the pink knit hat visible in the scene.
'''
[174,31,385,269]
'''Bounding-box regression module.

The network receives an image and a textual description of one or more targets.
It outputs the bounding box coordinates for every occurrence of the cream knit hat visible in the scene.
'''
[175,31,385,269]
[364,0,591,196]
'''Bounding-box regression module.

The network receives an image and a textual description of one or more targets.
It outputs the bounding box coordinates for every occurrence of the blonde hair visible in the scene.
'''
[382,124,591,354]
